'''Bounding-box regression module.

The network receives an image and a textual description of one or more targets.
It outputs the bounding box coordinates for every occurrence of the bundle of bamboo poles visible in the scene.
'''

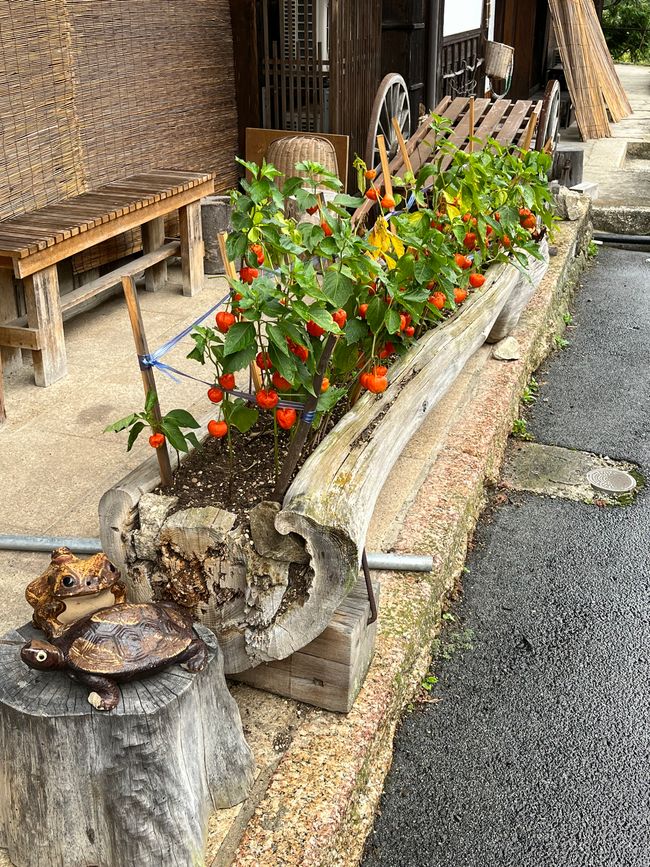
[547,0,632,140]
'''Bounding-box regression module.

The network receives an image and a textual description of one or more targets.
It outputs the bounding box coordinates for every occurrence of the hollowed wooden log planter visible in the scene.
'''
[100,245,548,676]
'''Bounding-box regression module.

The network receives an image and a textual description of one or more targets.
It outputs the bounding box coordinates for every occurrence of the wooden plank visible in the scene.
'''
[0,325,41,351]
[11,179,214,278]
[472,99,511,145]
[23,265,67,387]
[7,243,181,330]
[179,201,205,297]
[495,100,532,145]
[141,217,167,292]
[232,579,379,712]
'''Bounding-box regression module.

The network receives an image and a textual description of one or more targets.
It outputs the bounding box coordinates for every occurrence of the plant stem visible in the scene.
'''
[273,332,337,501]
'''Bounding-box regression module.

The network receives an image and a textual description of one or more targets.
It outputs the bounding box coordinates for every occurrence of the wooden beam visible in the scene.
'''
[229,0,260,155]
[0,325,41,351]
[23,266,67,387]
[8,180,214,279]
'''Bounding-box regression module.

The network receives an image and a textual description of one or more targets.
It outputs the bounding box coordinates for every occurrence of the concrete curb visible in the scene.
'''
[228,210,593,867]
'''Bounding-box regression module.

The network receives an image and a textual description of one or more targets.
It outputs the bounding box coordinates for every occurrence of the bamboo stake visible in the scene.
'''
[218,232,263,393]
[521,111,539,152]
[391,117,413,176]
[468,97,475,153]
[121,275,173,488]
[377,135,393,199]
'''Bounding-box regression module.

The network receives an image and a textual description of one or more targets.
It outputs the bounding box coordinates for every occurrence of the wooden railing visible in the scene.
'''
[441,29,485,98]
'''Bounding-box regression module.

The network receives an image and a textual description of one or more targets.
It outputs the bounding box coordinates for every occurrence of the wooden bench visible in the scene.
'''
[0,169,215,423]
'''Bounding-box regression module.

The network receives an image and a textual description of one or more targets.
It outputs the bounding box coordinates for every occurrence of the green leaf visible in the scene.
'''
[223,399,259,433]
[160,420,191,453]
[165,409,200,429]
[366,296,387,334]
[316,386,347,413]
[221,344,257,374]
[332,193,366,209]
[126,421,146,452]
[104,413,140,433]
[267,323,291,355]
[344,318,369,345]
[226,233,248,262]
[292,300,338,333]
[385,307,402,334]
[323,269,354,308]
[144,389,157,414]
[223,321,256,356]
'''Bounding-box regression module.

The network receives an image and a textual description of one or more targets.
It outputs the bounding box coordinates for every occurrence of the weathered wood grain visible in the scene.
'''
[179,201,205,297]
[268,262,522,657]
[141,216,168,292]
[0,624,255,867]
[23,265,67,387]
[232,578,380,712]
[100,262,523,673]
[486,238,550,343]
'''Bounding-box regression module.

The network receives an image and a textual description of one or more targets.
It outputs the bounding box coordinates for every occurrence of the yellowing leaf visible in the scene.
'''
[368,217,404,270]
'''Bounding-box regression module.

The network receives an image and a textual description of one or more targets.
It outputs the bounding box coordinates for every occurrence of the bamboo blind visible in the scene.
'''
[0,0,239,226]
[547,0,631,140]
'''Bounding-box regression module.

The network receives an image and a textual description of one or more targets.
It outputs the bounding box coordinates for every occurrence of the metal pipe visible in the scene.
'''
[0,535,434,572]
[0,535,102,554]
[364,552,433,572]
[594,232,650,245]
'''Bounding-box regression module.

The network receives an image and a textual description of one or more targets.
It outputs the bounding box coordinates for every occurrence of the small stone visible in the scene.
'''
[492,336,521,361]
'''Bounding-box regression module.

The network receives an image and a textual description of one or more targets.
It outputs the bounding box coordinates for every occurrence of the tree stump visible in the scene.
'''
[0,624,255,867]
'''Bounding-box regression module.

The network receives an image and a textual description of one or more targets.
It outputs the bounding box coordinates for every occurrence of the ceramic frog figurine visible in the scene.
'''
[25,547,127,638]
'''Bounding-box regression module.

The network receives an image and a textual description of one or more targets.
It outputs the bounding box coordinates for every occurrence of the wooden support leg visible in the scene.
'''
[141,217,167,292]
[0,349,6,426]
[0,270,22,375]
[23,265,67,387]
[179,202,205,297]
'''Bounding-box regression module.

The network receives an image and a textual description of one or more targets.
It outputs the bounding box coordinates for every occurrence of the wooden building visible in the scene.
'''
[230,0,496,170]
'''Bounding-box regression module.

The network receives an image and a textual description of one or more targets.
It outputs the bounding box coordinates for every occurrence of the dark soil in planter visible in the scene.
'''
[157,404,348,525]
[159,424,288,522]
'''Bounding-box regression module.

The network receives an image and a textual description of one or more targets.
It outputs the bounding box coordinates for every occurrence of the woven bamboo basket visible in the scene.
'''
[267,136,340,182]
[485,41,515,80]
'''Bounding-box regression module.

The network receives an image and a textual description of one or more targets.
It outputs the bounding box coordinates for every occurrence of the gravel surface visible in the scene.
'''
[362,246,650,867]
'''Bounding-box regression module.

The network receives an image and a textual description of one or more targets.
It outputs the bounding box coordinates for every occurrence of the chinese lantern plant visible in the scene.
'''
[104,389,200,453]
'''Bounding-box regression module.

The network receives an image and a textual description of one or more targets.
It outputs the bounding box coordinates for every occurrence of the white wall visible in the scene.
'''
[443,0,484,36]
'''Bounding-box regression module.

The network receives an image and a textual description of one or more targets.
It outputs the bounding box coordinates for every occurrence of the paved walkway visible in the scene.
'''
[361,245,650,866]
[564,64,650,208]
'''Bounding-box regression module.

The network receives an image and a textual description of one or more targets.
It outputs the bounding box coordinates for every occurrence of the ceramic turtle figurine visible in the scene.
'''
[20,602,208,711]
[25,547,127,639]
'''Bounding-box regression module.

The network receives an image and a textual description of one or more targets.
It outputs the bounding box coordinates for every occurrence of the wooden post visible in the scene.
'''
[23,265,67,387]
[521,111,539,152]
[377,135,393,199]
[217,232,263,393]
[120,275,173,487]
[392,118,414,177]
[0,349,5,426]
[141,217,167,292]
[468,97,475,153]
[0,271,22,376]
[179,201,205,297]
[0,624,255,867]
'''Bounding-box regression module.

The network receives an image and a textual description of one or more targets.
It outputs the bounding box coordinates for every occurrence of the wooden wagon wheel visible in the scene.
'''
[365,73,411,172]
[536,79,561,151]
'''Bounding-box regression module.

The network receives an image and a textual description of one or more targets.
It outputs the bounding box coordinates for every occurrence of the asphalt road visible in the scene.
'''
[362,246,650,867]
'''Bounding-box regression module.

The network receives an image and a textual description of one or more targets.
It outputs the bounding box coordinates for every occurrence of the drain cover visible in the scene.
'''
[586,467,637,495]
